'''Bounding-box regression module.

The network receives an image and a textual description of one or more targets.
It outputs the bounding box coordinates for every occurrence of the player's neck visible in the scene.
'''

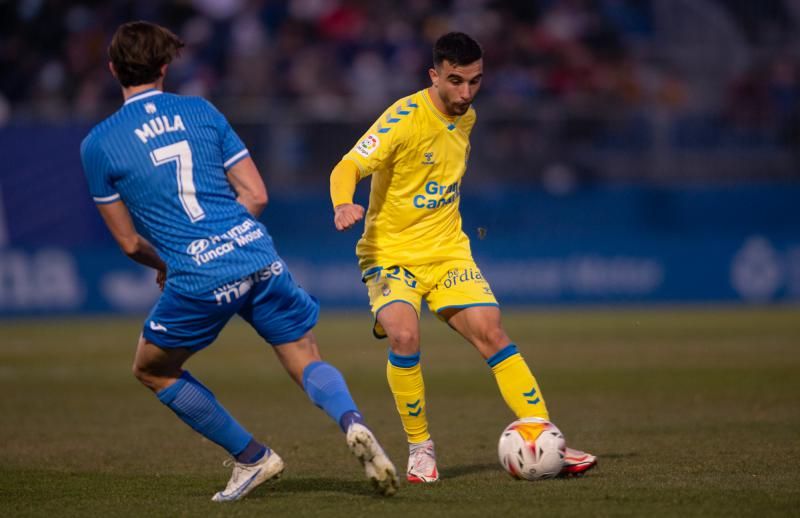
[425,87,457,121]
[122,81,164,102]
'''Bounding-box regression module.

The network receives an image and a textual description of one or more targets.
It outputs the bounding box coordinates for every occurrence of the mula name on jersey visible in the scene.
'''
[134,114,186,144]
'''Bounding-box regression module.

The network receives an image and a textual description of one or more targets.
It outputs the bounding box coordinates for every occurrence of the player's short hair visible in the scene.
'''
[109,21,184,87]
[433,32,483,68]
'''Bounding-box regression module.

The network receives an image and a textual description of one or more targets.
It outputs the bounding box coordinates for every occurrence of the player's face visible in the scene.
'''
[430,59,483,116]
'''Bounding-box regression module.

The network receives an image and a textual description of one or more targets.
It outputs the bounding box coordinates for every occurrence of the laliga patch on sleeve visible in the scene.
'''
[355,134,380,158]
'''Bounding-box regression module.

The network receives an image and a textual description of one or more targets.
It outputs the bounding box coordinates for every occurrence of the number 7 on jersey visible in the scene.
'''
[150,140,205,223]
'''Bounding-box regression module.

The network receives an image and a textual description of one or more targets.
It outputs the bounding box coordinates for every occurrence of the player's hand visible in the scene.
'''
[156,269,167,291]
[334,203,365,231]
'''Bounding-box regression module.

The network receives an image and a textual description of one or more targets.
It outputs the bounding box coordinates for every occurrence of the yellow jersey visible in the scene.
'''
[343,88,476,270]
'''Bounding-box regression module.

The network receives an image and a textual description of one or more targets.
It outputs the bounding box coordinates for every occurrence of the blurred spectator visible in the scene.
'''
[0,0,678,119]
[0,0,797,183]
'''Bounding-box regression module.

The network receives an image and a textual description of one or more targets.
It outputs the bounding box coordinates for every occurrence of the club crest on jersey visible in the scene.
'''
[355,134,380,157]
[422,152,434,165]
[144,102,157,114]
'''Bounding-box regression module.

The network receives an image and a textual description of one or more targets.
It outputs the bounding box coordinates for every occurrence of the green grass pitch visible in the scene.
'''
[2,307,799,517]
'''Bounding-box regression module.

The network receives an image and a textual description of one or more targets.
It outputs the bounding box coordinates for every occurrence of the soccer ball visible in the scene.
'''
[498,417,566,480]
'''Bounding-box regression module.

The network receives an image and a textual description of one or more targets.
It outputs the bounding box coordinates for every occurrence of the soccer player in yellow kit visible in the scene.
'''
[329,32,596,483]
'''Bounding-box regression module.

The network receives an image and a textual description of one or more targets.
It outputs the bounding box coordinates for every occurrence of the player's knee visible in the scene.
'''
[132,361,168,391]
[478,326,511,353]
[389,328,420,355]
[132,361,152,386]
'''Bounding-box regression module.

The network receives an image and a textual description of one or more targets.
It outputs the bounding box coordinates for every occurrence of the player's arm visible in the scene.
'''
[330,159,364,231]
[96,200,166,274]
[331,102,409,231]
[201,99,267,217]
[81,134,166,287]
[227,156,268,217]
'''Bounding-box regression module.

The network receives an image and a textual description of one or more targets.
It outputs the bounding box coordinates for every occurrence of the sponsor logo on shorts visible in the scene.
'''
[149,321,168,332]
[213,260,284,305]
[438,267,485,289]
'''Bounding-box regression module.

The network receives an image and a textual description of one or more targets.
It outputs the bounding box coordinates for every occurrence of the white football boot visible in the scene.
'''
[407,439,439,483]
[346,423,399,496]
[211,449,285,502]
[559,447,597,477]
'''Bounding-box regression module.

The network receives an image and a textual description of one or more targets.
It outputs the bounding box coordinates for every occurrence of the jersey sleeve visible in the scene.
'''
[80,133,120,204]
[203,99,250,170]
[342,101,414,179]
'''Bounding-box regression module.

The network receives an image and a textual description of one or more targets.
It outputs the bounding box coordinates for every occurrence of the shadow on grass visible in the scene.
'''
[247,476,391,499]
[440,462,499,479]
[597,452,638,460]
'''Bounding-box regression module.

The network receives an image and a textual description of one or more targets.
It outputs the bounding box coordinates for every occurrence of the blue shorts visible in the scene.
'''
[142,260,319,351]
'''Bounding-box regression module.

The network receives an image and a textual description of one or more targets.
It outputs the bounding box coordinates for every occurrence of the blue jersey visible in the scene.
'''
[81,89,278,296]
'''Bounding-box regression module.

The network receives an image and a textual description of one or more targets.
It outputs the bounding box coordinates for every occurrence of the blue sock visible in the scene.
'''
[235,438,268,464]
[302,361,360,432]
[157,371,253,456]
[340,410,365,431]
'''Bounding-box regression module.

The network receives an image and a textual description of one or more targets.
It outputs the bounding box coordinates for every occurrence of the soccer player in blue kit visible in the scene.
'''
[80,21,398,501]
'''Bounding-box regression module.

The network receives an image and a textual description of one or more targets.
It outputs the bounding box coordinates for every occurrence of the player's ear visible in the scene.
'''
[160,64,168,78]
[429,67,439,88]
[108,62,117,79]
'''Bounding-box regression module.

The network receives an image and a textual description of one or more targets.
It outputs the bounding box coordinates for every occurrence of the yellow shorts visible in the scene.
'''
[362,259,499,338]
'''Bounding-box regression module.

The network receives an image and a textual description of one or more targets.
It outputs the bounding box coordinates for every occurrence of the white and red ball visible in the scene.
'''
[498,417,566,480]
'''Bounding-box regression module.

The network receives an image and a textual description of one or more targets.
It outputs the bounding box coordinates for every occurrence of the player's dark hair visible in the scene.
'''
[432,32,483,68]
[109,21,184,87]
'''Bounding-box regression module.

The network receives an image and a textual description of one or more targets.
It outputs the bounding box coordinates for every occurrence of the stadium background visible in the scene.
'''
[2,2,799,516]
[1,0,798,315]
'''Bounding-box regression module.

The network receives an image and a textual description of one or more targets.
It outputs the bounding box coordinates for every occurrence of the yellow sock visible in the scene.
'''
[489,344,549,421]
[386,351,430,443]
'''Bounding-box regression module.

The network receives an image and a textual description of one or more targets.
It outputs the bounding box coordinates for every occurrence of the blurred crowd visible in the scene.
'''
[0,0,795,120]
[1,0,799,183]
[0,0,645,119]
